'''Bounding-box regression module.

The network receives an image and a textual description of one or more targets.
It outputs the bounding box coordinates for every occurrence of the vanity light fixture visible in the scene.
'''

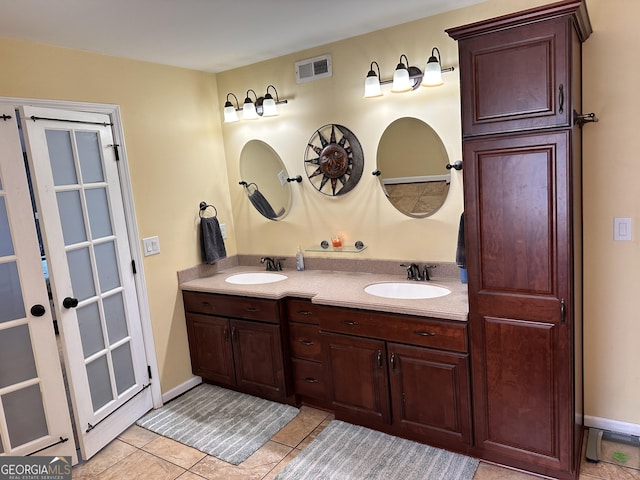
[223,86,289,122]
[421,47,454,87]
[391,54,419,93]
[242,89,259,120]
[364,61,383,98]
[262,85,288,117]
[364,48,454,98]
[223,93,240,123]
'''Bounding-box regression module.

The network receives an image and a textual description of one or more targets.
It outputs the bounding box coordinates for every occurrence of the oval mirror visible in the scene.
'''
[376,118,450,218]
[239,140,292,220]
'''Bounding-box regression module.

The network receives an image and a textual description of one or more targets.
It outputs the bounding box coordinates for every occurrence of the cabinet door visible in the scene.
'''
[464,131,574,473]
[231,319,286,400]
[388,343,472,448]
[185,313,235,386]
[457,16,571,136]
[322,332,390,428]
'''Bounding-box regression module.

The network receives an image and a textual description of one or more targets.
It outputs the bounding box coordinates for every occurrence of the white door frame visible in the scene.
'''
[1,96,162,411]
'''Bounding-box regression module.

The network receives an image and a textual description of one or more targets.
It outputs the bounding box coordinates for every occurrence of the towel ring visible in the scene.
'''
[199,201,217,218]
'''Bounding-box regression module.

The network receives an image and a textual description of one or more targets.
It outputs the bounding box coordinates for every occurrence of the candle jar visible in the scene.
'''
[331,235,343,248]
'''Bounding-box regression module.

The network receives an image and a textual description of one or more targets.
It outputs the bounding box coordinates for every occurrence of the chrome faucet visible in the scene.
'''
[260,257,283,271]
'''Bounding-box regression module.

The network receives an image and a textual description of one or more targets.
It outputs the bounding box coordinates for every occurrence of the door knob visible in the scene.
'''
[62,297,79,309]
[30,304,46,317]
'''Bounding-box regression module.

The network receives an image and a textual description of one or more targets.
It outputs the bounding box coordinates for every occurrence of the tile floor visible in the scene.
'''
[72,406,638,480]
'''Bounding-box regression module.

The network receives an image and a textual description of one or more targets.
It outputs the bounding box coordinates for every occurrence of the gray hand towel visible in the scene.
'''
[200,216,226,264]
[248,189,278,220]
[456,212,466,268]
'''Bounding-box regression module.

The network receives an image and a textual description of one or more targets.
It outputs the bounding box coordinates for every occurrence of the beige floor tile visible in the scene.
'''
[142,435,207,469]
[270,406,331,448]
[190,441,292,480]
[119,424,161,448]
[94,449,185,480]
[472,462,541,479]
[72,438,138,478]
[296,415,334,450]
[580,459,640,480]
[176,472,208,480]
[262,448,302,480]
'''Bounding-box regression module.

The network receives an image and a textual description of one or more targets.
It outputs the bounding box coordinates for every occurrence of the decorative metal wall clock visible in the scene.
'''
[304,124,364,196]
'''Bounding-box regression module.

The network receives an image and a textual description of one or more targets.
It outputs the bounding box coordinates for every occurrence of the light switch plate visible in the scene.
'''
[142,236,161,256]
[614,217,632,241]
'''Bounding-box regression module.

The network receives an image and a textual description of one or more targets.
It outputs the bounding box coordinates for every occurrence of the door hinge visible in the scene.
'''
[132,259,137,274]
[108,143,121,161]
[147,365,152,380]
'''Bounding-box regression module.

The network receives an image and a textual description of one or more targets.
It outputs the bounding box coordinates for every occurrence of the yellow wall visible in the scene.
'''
[0,37,232,393]
[2,0,639,428]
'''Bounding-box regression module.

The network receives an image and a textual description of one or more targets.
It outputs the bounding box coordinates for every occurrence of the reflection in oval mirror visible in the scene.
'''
[376,118,450,218]
[239,140,292,220]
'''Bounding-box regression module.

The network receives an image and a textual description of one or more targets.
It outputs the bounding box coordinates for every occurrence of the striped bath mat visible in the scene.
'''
[136,384,298,465]
[276,420,479,480]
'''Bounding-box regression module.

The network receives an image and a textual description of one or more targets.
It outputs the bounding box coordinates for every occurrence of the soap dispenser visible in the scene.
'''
[295,246,305,271]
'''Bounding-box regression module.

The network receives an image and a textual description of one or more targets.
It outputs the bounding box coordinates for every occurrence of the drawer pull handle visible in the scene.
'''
[297,310,313,316]
[377,350,383,368]
[245,307,258,312]
[390,353,396,371]
[231,327,237,341]
[223,327,229,342]
[341,320,359,326]
[299,339,314,346]
[304,377,319,383]
[413,330,436,337]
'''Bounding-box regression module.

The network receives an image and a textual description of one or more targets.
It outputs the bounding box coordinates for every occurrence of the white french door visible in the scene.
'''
[20,105,153,460]
[0,105,77,461]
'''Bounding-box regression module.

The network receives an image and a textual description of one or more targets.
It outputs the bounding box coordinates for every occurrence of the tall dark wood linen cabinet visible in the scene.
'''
[447,1,592,479]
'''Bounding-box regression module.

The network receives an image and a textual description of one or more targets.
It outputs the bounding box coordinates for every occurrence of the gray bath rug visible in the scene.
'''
[275,420,479,480]
[136,383,298,465]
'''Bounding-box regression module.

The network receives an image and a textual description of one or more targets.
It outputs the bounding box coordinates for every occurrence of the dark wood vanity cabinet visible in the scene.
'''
[448,2,591,478]
[285,298,329,407]
[182,291,288,402]
[319,305,472,450]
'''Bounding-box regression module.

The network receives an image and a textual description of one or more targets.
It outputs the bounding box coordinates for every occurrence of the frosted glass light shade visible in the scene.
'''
[262,97,278,116]
[364,75,382,97]
[422,60,444,87]
[224,105,238,123]
[242,101,258,120]
[391,67,411,92]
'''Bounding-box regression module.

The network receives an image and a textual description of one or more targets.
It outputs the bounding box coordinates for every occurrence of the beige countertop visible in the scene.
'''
[179,266,468,322]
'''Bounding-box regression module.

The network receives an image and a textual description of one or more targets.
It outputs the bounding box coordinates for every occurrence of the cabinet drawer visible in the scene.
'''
[289,322,322,361]
[286,298,321,324]
[291,358,326,399]
[183,291,279,323]
[318,305,468,353]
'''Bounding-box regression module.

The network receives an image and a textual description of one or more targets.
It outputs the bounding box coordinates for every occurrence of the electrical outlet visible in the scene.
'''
[219,223,227,239]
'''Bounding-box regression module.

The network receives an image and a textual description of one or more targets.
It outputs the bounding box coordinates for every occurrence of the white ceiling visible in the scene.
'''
[0,0,486,73]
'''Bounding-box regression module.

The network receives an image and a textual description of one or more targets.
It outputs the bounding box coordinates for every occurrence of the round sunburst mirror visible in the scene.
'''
[304,124,364,196]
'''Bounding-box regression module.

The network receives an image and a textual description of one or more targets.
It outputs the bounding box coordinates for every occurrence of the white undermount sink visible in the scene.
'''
[225,272,288,285]
[364,282,451,300]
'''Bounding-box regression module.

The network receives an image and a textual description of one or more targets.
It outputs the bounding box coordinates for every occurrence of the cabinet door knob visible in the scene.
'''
[377,350,383,368]
[390,353,396,371]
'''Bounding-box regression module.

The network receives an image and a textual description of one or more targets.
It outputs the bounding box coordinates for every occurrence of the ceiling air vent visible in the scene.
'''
[295,54,332,84]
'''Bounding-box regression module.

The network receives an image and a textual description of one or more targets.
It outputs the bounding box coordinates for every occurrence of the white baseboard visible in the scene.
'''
[161,376,202,404]
[585,415,640,437]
